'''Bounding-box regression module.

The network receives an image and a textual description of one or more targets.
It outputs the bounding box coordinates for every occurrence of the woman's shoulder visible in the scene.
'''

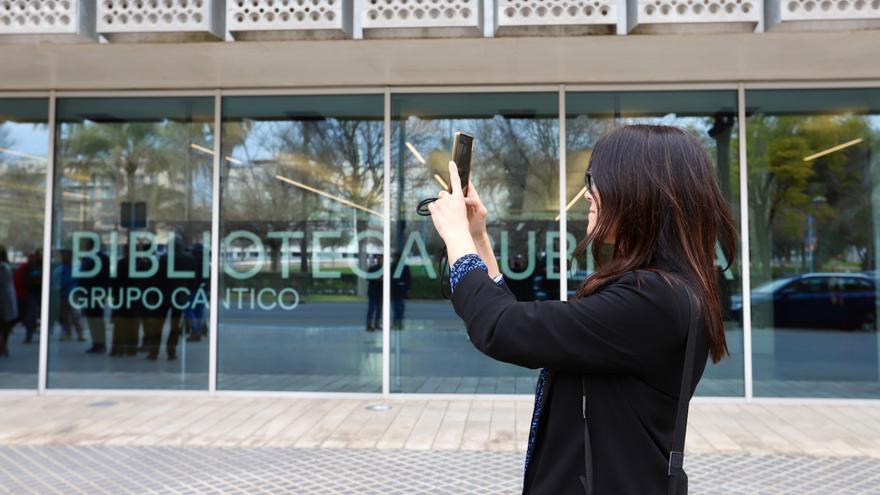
[600,269,692,317]
[605,268,684,290]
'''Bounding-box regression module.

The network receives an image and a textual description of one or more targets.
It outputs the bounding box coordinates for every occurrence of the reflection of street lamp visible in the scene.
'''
[805,195,826,273]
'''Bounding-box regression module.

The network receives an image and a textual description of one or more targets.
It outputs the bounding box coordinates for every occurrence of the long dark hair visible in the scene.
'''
[573,124,738,364]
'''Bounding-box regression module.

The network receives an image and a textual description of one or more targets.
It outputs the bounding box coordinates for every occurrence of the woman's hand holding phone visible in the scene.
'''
[462,182,502,280]
[463,182,488,242]
[428,161,478,264]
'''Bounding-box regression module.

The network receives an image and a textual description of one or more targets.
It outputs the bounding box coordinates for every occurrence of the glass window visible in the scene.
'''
[565,90,744,397]
[48,97,213,389]
[748,88,880,398]
[390,92,559,393]
[218,95,384,392]
[841,277,872,293]
[787,277,829,294]
[0,99,48,388]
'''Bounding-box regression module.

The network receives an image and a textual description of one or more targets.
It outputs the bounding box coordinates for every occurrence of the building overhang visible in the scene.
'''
[0,30,878,92]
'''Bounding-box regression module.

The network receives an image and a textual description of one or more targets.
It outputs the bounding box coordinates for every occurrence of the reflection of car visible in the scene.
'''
[731,273,876,331]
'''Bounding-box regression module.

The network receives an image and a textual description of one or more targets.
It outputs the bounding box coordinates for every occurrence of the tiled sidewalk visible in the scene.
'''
[1,395,879,457]
[0,394,879,494]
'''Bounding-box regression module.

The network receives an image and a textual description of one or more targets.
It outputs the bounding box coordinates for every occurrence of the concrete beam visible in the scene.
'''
[0,30,877,91]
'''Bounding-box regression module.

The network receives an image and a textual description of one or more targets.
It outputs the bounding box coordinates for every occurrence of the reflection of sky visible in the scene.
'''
[229,121,354,164]
[230,122,286,161]
[0,123,49,156]
[618,114,713,135]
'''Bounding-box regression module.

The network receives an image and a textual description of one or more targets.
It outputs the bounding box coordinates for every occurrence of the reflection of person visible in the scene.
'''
[427,125,738,494]
[0,246,19,357]
[52,248,86,342]
[185,242,208,342]
[141,243,169,361]
[13,250,41,344]
[110,242,144,357]
[390,251,411,330]
[78,238,110,354]
[366,254,383,331]
[152,233,197,360]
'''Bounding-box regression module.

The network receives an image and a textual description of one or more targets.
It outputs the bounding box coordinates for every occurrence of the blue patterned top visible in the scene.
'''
[449,253,497,292]
[449,253,547,490]
[522,368,548,486]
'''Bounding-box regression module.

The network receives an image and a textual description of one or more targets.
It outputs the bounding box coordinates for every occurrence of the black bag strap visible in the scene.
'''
[579,376,593,494]
[579,285,699,495]
[667,286,699,494]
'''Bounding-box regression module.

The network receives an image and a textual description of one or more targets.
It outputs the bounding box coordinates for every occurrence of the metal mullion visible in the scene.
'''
[559,85,568,302]
[208,90,222,394]
[738,83,754,401]
[37,91,57,394]
[382,87,391,397]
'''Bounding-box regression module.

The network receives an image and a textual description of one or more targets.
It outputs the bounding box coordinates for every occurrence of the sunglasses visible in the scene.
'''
[585,171,595,193]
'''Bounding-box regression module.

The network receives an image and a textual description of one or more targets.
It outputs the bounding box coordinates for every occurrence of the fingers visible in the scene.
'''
[463,200,486,217]
[466,182,480,200]
[465,184,485,213]
[438,190,449,199]
[448,160,463,196]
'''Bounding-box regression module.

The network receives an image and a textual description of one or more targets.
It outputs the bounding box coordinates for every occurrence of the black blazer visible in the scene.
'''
[451,268,710,494]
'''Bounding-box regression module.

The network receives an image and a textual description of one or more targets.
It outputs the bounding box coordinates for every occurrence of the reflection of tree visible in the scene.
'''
[298,118,384,282]
[748,114,876,279]
[58,119,213,241]
[223,117,384,280]
[160,121,214,224]
[393,115,560,263]
[62,122,166,203]
[566,117,612,158]
[0,124,47,255]
[475,117,558,217]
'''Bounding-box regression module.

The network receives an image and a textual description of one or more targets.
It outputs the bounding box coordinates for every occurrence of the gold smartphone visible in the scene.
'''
[449,131,474,196]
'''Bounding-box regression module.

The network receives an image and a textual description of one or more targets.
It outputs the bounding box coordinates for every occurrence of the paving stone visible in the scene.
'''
[0,446,879,494]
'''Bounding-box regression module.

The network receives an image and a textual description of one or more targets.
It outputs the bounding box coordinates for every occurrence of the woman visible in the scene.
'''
[427,124,737,494]
[0,245,19,357]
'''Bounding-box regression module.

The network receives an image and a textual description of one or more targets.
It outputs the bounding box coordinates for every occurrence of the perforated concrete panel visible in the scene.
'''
[628,0,761,33]
[361,0,483,38]
[227,0,351,40]
[97,0,225,42]
[766,0,880,30]
[0,0,96,42]
[495,0,619,35]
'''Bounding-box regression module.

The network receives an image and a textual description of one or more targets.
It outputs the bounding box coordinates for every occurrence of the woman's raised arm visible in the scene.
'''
[450,268,686,374]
